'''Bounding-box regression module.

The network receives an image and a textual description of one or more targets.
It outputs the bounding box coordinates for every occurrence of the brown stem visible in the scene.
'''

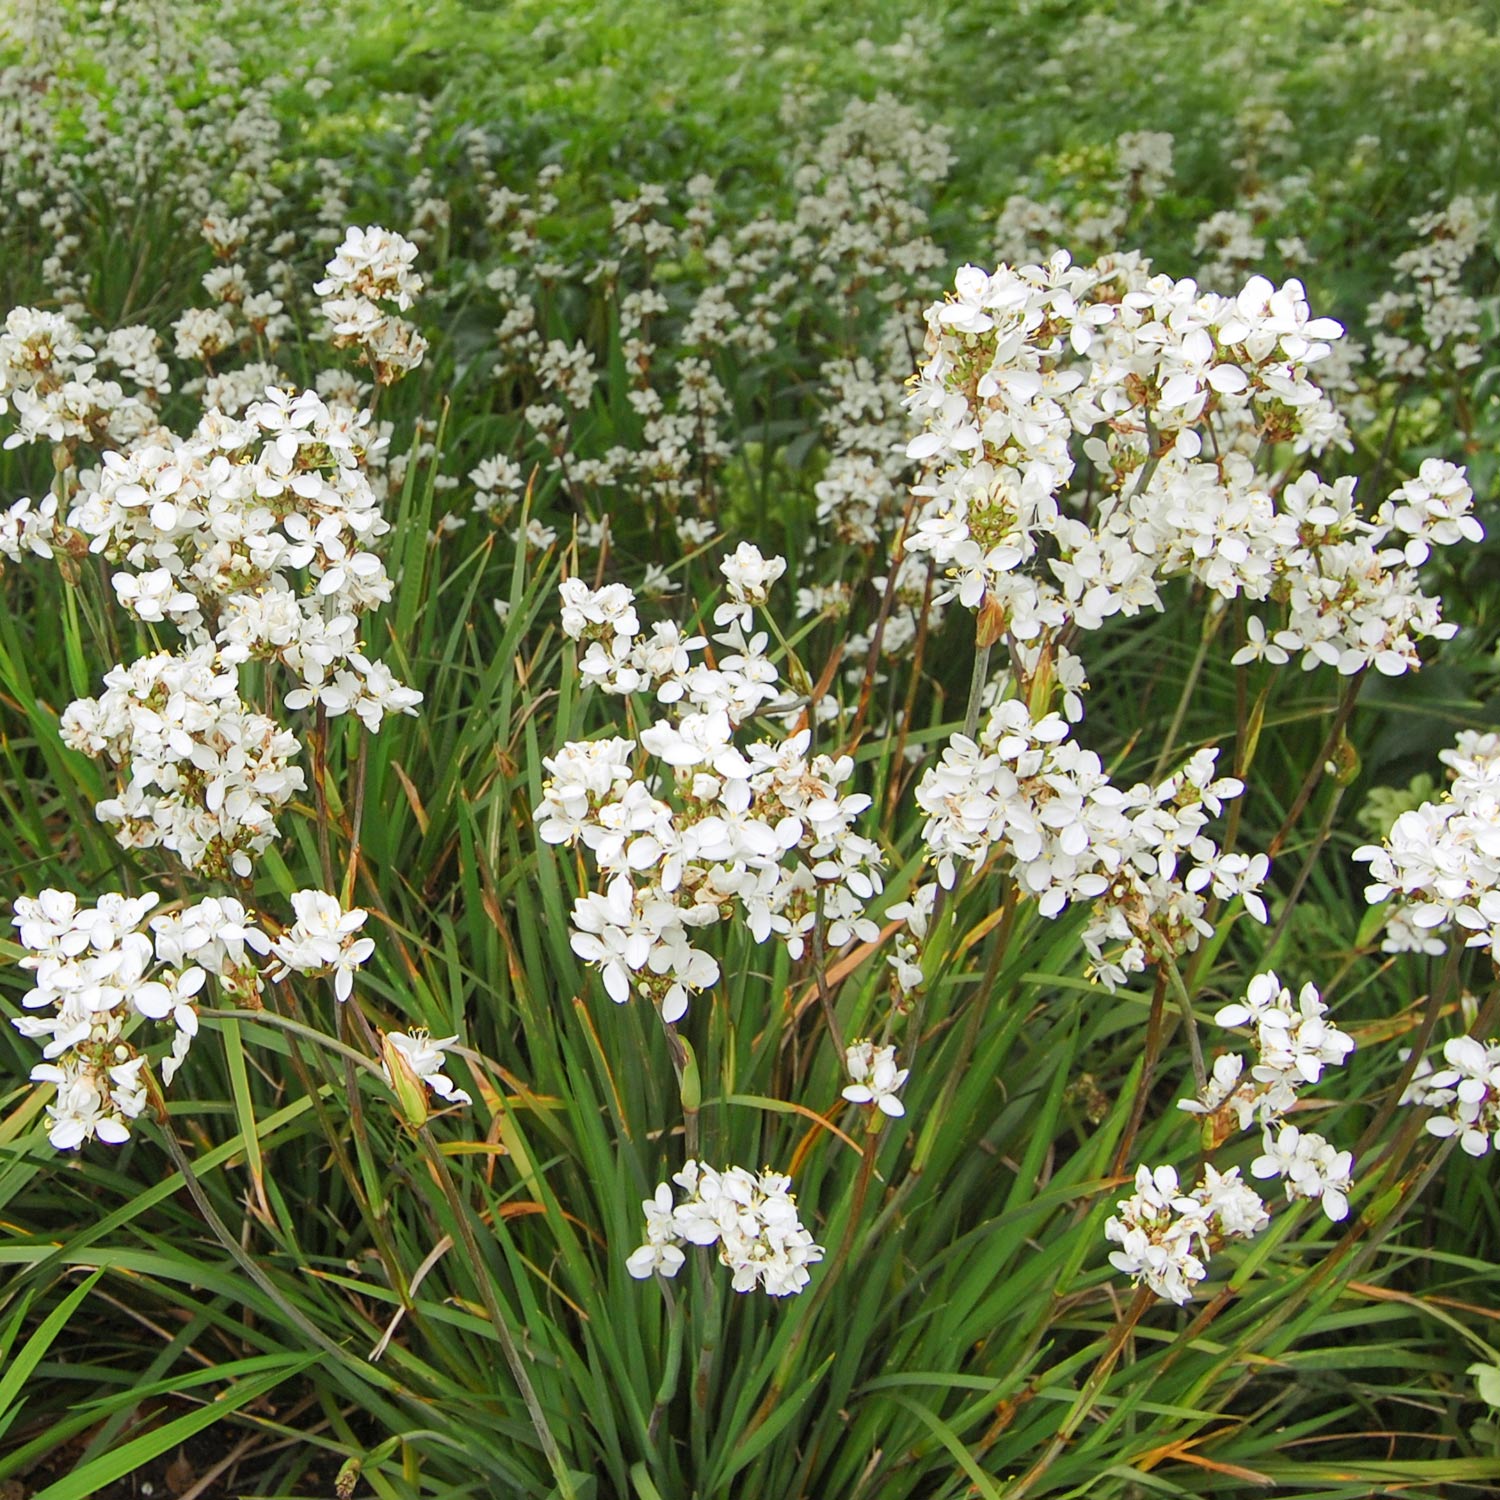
[811,889,843,1058]
[1111,970,1170,1178]
[1004,1288,1154,1500]
[1267,673,1363,860]
[852,492,918,750]
[341,732,370,910]
[310,706,336,890]
[1264,783,1347,956]
[1355,944,1464,1161]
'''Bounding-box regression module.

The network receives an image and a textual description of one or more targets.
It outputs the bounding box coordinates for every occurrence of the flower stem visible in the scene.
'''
[1150,598,1226,782]
[810,888,843,1057]
[148,1084,396,1386]
[1159,948,1208,1095]
[1111,969,1170,1178]
[1268,672,1363,859]
[963,640,993,742]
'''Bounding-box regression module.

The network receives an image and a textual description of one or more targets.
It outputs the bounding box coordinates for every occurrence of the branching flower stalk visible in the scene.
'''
[1267,671,1365,859]
[1148,595,1229,782]
[1110,970,1171,1177]
[1158,948,1209,1096]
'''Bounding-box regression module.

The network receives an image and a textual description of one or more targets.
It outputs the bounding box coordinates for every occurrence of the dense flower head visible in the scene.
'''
[842,1039,909,1117]
[536,553,884,1022]
[314,226,427,382]
[1406,1035,1500,1156]
[71,386,397,654]
[1368,195,1494,381]
[626,1160,824,1296]
[914,697,1263,987]
[314,225,425,311]
[0,305,163,454]
[0,493,60,565]
[13,882,393,1150]
[1105,1162,1268,1304]
[1182,971,1356,1134]
[901,255,1472,686]
[60,645,306,878]
[269,890,376,1002]
[1251,1125,1354,1220]
[12,889,212,1147]
[1354,731,1500,959]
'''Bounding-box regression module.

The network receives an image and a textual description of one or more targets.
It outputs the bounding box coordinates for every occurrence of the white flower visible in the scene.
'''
[382,1029,472,1106]
[717,542,787,623]
[1105,1164,1211,1305]
[1417,1034,1500,1156]
[1231,615,1291,667]
[270,890,375,1001]
[628,1161,823,1296]
[1251,1125,1354,1221]
[842,1039,909,1117]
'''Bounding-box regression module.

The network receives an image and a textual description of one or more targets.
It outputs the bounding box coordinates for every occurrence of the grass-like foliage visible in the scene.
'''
[3,1,1500,1497]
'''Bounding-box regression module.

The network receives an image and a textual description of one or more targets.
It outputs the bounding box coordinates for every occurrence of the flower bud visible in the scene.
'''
[380,1030,429,1129]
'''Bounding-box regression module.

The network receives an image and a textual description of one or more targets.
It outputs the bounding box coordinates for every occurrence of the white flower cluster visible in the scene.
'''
[1105,1163,1268,1305]
[842,1039,909,1117]
[2,251,427,877]
[1354,730,1500,959]
[1113,968,1358,1301]
[469,453,526,522]
[13,890,203,1148]
[60,646,305,878]
[1369,195,1493,380]
[73,386,414,718]
[168,260,294,396]
[1182,971,1355,1139]
[1225,463,1470,678]
[267,889,377,1002]
[1178,970,1356,1222]
[0,492,60,566]
[915,698,1264,988]
[1251,1125,1355,1222]
[1405,1036,1500,1157]
[12,885,383,1151]
[0,305,165,460]
[314,225,428,384]
[809,349,914,552]
[884,882,936,995]
[626,1160,824,1296]
[54,390,420,868]
[902,255,1474,684]
[537,551,883,1022]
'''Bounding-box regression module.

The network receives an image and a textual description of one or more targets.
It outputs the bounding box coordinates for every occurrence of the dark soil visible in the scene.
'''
[8,1414,339,1499]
